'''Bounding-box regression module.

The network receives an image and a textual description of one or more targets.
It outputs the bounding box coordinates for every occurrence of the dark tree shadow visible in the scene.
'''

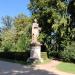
[0,60,58,75]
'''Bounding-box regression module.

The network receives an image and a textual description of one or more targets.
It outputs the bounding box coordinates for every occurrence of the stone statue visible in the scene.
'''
[31,19,41,44]
[27,19,43,63]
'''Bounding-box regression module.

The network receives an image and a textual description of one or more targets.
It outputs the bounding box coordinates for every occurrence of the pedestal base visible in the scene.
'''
[27,43,43,63]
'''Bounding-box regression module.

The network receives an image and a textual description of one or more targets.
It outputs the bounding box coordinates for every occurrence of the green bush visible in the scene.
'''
[0,51,30,61]
[14,34,31,52]
[59,44,75,62]
[2,41,12,52]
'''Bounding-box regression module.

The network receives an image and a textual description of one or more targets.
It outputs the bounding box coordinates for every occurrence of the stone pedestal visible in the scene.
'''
[27,43,43,63]
[30,43,41,59]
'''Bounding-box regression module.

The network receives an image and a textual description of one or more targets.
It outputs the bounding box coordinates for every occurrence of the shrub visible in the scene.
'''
[0,51,30,61]
[14,34,31,52]
[2,41,12,52]
[59,44,75,62]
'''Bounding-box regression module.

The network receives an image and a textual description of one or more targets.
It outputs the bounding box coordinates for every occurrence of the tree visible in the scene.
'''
[68,0,75,27]
[14,13,32,32]
[29,0,70,57]
[1,16,13,29]
[68,0,75,40]
[1,29,16,52]
[0,14,32,52]
[13,13,32,52]
[0,16,15,52]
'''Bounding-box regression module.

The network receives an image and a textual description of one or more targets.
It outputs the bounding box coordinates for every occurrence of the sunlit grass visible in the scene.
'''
[57,62,75,74]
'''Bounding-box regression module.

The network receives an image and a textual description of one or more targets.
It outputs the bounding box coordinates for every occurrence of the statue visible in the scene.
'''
[31,19,41,44]
[27,19,43,63]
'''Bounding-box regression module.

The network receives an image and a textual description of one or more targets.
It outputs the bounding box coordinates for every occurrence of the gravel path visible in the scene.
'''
[0,60,75,75]
[36,60,75,75]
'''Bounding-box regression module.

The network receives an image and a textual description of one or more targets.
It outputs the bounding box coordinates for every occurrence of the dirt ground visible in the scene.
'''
[36,60,75,75]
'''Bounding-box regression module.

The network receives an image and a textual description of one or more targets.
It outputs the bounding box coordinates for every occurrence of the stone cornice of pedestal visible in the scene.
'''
[30,42,42,46]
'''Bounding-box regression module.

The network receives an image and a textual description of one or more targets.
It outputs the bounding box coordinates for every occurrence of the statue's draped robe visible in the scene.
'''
[32,23,39,43]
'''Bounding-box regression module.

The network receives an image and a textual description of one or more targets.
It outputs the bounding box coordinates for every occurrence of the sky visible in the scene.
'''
[0,0,31,27]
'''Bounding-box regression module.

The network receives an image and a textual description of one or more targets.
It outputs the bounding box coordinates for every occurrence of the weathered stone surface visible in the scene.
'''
[28,19,43,63]
[31,19,41,44]
[30,44,41,59]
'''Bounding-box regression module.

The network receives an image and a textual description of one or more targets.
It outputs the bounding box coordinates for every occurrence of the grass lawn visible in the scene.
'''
[57,62,75,74]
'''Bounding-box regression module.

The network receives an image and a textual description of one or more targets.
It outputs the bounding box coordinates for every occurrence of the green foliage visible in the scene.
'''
[28,0,75,63]
[29,0,70,52]
[14,13,32,32]
[59,42,75,62]
[0,52,30,62]
[0,29,15,52]
[13,20,32,52]
[38,32,47,43]
[0,14,32,52]
[13,14,32,52]
[68,0,75,40]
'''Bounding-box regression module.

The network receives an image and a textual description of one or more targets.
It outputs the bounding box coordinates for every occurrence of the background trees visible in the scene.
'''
[68,0,75,40]
[1,16,13,29]
[29,0,70,54]
[28,0,75,62]
[13,13,32,52]
[0,14,32,52]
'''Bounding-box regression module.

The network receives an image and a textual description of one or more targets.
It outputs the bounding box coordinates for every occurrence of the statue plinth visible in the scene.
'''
[27,43,43,63]
[29,43,42,62]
